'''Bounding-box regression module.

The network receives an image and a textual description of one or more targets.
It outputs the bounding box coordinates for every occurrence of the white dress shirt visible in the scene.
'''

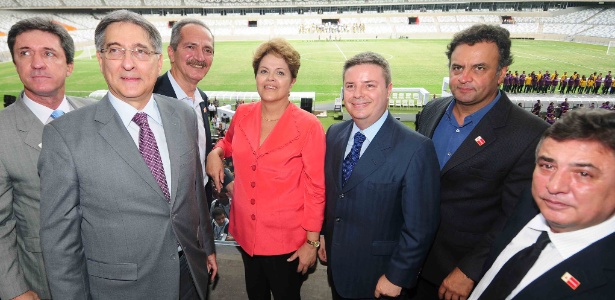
[470,213,615,299]
[22,92,72,124]
[167,71,209,186]
[108,93,172,195]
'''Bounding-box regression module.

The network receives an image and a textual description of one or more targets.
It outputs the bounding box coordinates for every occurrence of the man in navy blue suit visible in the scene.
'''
[414,24,549,300]
[470,109,615,299]
[318,52,440,299]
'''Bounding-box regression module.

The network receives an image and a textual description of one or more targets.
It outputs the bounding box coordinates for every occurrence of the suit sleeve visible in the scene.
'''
[456,134,540,281]
[38,124,90,300]
[386,138,441,288]
[0,157,29,299]
[196,141,215,256]
[300,120,326,233]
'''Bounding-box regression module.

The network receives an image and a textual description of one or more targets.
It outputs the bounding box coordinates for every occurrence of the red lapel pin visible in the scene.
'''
[475,136,486,146]
[561,272,580,290]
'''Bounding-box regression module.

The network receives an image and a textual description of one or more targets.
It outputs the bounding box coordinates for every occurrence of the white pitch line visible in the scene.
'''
[334,43,347,60]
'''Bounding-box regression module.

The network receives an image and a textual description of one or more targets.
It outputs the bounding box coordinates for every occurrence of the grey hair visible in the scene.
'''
[169,19,214,51]
[95,10,162,54]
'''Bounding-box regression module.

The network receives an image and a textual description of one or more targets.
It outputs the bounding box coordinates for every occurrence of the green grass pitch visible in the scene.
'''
[1,38,613,109]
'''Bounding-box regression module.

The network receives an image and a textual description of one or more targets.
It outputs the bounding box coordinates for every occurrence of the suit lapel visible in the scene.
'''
[258,104,301,156]
[14,95,44,152]
[157,96,181,206]
[332,121,352,191]
[198,100,212,155]
[514,232,615,299]
[441,94,512,174]
[95,96,169,203]
[237,102,260,155]
[342,115,392,192]
[422,97,451,138]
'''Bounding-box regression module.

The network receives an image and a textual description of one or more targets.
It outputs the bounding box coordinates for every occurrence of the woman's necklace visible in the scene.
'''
[262,115,280,122]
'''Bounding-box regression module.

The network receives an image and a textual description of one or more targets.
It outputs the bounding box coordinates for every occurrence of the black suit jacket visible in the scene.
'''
[154,71,212,156]
[417,92,549,284]
[323,113,440,298]
[481,190,615,299]
[154,72,213,200]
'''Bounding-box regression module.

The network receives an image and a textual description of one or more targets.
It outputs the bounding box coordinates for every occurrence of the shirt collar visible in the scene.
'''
[445,90,502,127]
[528,213,615,259]
[22,92,70,124]
[350,110,389,142]
[167,71,203,106]
[108,92,162,127]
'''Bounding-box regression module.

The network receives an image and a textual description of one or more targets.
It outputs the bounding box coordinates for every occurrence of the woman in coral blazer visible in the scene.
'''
[206,38,325,300]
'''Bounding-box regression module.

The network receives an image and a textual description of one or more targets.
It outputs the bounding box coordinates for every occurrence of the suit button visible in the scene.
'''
[251,214,256,220]
[339,194,345,199]
[171,254,177,260]
[251,182,256,188]
[251,165,256,171]
[335,217,341,222]
[251,199,255,205]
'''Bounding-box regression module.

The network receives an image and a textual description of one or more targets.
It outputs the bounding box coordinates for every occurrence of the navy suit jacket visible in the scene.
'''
[482,190,615,299]
[417,92,550,284]
[323,113,440,298]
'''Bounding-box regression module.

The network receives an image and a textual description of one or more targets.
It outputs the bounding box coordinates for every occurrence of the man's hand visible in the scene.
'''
[287,242,317,275]
[374,274,402,298]
[12,290,40,300]
[317,236,327,262]
[206,253,218,282]
[438,267,475,300]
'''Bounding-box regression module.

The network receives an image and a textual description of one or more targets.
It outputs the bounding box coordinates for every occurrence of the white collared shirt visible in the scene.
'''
[108,92,172,195]
[470,213,615,299]
[22,92,72,124]
[167,71,208,185]
[344,110,389,158]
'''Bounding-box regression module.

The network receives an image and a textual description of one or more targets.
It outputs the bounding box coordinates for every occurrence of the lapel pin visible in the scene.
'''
[561,272,580,290]
[475,136,486,146]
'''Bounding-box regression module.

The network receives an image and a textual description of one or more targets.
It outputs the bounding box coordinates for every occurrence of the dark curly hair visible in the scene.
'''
[446,24,513,71]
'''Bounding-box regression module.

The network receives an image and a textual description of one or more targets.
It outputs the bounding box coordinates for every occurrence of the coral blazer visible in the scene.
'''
[215,102,325,256]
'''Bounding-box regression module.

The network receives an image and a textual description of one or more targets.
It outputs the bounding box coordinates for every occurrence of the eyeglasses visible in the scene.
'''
[100,47,160,61]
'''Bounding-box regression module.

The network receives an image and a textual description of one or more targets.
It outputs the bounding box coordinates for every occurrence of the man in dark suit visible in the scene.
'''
[38,10,216,299]
[414,24,549,300]
[0,17,93,300]
[153,19,221,204]
[318,52,441,299]
[470,109,615,299]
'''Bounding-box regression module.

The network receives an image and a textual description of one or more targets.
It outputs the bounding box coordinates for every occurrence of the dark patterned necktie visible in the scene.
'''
[478,231,551,299]
[132,112,170,202]
[342,132,366,186]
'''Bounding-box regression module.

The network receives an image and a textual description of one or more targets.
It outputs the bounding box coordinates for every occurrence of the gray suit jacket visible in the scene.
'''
[38,94,215,300]
[0,93,92,300]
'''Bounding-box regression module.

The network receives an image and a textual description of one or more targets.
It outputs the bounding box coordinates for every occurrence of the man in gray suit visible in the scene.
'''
[38,10,216,300]
[0,17,92,300]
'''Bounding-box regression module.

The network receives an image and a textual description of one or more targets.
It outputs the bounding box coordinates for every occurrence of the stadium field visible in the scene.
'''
[1,38,613,108]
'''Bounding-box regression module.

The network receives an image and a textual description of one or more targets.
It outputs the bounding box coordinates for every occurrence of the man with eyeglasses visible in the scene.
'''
[38,10,217,300]
[154,19,226,207]
[0,17,93,300]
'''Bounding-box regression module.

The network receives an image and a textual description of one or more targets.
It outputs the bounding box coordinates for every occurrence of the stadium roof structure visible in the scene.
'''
[3,0,615,10]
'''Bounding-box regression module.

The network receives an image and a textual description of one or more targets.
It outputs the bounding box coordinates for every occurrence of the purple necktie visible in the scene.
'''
[132,112,170,202]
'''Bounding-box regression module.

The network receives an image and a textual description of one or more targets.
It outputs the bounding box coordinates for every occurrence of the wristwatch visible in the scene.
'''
[306,239,320,248]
